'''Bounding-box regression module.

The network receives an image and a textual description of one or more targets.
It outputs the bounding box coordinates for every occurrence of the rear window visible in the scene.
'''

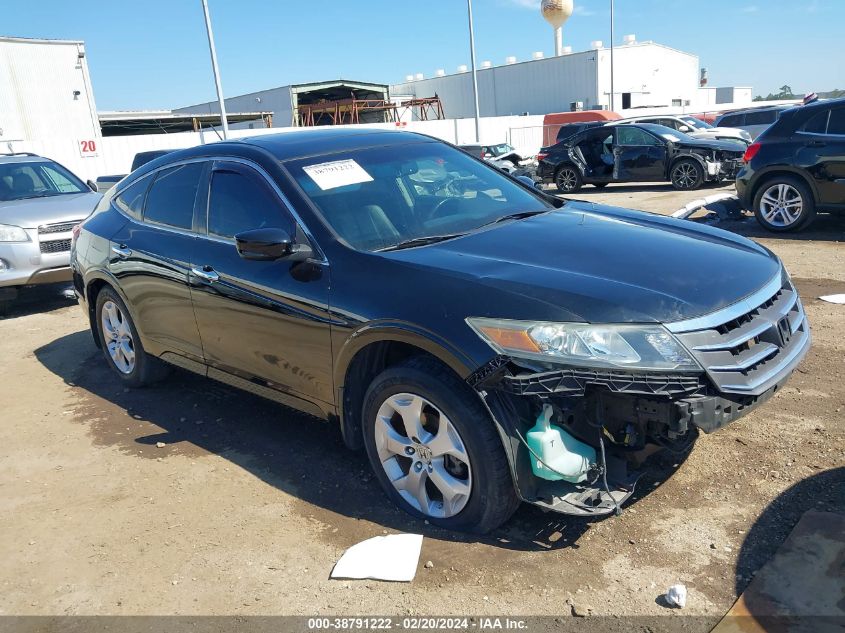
[143,163,204,230]
[827,108,845,135]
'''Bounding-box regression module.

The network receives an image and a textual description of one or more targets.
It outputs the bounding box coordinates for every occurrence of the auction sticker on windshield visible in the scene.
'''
[303,159,374,191]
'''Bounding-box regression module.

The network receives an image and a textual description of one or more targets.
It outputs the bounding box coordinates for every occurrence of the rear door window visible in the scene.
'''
[826,108,845,135]
[143,163,204,230]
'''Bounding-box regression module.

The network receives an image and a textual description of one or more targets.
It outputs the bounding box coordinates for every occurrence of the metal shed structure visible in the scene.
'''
[175,79,394,128]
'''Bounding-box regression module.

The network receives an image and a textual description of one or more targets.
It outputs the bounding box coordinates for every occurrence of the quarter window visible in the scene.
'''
[827,108,845,135]
[208,170,292,239]
[720,114,743,127]
[143,163,204,230]
[115,174,153,220]
[803,110,829,134]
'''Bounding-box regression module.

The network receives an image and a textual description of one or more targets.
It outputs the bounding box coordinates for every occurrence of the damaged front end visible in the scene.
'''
[464,275,810,517]
[689,147,745,181]
[468,356,702,516]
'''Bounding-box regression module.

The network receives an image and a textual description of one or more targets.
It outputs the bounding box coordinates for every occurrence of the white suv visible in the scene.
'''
[612,115,752,145]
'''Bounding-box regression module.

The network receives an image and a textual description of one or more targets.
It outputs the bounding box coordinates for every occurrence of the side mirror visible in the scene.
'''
[87,179,98,192]
[516,175,536,188]
[235,227,313,263]
[483,153,493,159]
[679,125,691,132]
[236,227,291,261]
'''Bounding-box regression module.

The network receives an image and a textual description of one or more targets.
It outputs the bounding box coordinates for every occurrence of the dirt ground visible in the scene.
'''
[1,182,843,624]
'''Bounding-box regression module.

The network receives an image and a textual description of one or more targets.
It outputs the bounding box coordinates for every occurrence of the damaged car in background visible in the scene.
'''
[71,129,811,533]
[537,123,747,192]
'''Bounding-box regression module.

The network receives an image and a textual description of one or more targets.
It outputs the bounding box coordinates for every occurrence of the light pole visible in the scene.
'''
[609,0,615,112]
[467,0,482,143]
[201,0,229,139]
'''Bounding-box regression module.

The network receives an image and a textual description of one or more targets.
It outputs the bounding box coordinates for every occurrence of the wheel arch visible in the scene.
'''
[334,325,477,451]
[83,270,142,349]
[749,167,820,207]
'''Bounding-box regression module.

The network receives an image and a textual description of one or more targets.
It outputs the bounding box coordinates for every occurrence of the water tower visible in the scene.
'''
[541,0,574,57]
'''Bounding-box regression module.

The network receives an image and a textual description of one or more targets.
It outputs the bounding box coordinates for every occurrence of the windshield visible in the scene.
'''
[681,116,713,130]
[287,142,553,252]
[0,160,87,201]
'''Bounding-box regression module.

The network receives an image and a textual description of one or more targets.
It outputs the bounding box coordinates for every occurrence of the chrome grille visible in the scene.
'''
[669,274,810,396]
[40,239,72,254]
[38,221,82,235]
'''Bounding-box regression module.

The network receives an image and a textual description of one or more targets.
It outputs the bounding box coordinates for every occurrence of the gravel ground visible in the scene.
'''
[0,182,843,624]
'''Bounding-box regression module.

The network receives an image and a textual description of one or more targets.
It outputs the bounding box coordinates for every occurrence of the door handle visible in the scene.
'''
[808,140,826,147]
[111,244,132,259]
[191,266,219,283]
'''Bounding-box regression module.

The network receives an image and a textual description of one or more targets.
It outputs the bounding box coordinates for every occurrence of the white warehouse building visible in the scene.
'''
[391,40,710,118]
[0,36,100,143]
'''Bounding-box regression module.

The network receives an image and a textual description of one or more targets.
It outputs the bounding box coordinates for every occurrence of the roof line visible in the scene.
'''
[0,35,84,45]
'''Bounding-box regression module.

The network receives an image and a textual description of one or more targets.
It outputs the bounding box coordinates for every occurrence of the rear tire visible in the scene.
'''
[95,287,169,387]
[670,158,705,190]
[554,165,583,193]
[752,176,816,232]
[362,356,519,534]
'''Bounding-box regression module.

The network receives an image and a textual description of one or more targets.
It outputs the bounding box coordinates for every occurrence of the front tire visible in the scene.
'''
[95,287,168,387]
[670,158,705,190]
[362,356,519,533]
[753,176,816,232]
[554,165,583,193]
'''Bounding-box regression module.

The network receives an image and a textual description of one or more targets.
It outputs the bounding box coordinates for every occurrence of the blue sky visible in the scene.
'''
[4,0,843,111]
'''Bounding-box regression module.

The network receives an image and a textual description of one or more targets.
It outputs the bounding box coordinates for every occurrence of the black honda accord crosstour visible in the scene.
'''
[71,129,810,532]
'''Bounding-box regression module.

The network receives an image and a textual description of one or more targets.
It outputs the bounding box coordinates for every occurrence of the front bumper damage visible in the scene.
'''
[467,350,803,517]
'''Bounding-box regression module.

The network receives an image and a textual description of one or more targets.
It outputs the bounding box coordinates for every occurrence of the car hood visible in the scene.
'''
[386,202,781,324]
[673,136,747,152]
[0,192,102,228]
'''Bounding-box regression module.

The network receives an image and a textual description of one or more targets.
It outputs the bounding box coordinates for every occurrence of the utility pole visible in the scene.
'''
[467,0,482,143]
[201,0,229,139]
[609,0,616,112]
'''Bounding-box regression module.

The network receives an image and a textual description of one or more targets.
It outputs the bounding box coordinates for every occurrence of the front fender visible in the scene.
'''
[333,320,478,391]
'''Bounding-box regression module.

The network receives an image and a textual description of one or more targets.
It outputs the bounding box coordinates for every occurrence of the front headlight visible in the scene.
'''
[467,318,701,371]
[0,224,29,242]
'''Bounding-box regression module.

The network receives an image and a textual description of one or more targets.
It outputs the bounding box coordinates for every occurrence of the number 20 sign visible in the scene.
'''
[79,139,98,158]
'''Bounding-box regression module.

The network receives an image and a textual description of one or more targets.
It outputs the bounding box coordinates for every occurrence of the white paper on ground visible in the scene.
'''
[331,533,423,582]
[303,159,374,191]
[665,584,688,608]
[819,294,845,305]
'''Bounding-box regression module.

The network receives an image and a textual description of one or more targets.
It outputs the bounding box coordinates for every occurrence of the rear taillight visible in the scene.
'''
[536,152,548,162]
[743,142,761,163]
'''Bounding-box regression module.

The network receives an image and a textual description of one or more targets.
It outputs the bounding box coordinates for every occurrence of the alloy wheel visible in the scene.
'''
[373,393,472,518]
[759,183,804,228]
[672,162,699,188]
[556,168,578,192]
[101,300,135,374]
